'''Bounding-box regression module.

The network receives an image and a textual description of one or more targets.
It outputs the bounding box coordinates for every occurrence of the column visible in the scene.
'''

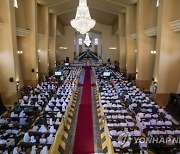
[17,0,38,86]
[0,0,21,105]
[37,6,49,82]
[118,14,126,72]
[49,14,57,72]
[136,0,157,90]
[153,0,180,106]
[125,6,137,76]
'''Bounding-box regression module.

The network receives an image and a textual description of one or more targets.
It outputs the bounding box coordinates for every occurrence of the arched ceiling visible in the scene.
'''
[37,0,137,26]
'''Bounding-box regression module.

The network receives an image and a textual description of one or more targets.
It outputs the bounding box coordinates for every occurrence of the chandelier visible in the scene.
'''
[70,0,96,34]
[84,33,91,46]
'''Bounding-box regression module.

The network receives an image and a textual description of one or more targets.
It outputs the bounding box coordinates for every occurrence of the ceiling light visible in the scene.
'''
[84,33,91,46]
[14,0,18,8]
[70,0,96,34]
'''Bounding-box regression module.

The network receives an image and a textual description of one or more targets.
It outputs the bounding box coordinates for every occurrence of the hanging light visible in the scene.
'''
[70,0,96,34]
[14,0,18,8]
[84,33,91,46]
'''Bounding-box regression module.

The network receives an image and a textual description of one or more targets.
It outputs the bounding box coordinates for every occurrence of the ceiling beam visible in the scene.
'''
[89,5,124,15]
[88,0,125,14]
[50,0,125,15]
[55,9,76,16]
[108,0,137,6]
[49,0,78,14]
[48,0,71,7]
[37,0,66,6]
[102,0,127,7]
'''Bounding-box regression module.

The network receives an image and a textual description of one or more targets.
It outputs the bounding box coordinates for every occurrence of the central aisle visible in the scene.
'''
[73,66,94,154]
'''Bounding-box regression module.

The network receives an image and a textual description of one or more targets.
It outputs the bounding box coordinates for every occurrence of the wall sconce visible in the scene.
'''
[37,49,41,53]
[109,47,117,50]
[150,50,156,54]
[135,49,137,53]
[17,51,23,54]
[59,47,68,50]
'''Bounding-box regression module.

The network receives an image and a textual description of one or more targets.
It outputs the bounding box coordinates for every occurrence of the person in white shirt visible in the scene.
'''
[150,119,157,125]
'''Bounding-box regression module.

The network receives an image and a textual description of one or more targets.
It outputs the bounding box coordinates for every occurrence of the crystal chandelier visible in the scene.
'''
[70,0,96,34]
[84,33,91,46]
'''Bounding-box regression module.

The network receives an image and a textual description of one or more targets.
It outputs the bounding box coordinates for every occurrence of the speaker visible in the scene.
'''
[9,77,14,82]
[107,57,111,63]
[0,94,7,115]
[65,57,69,63]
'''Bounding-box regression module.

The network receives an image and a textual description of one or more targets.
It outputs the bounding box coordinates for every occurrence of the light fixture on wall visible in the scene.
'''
[135,49,137,52]
[150,50,156,54]
[109,47,117,50]
[59,47,68,50]
[70,0,96,34]
[14,0,18,8]
[84,33,91,46]
[17,50,23,54]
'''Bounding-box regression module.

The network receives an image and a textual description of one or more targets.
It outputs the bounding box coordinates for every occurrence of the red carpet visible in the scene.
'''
[73,66,94,154]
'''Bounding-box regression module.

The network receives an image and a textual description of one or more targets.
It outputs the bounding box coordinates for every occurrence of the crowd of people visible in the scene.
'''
[94,66,180,154]
[0,66,81,154]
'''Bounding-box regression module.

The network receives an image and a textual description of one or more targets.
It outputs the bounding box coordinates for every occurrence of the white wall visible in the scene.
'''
[56,23,119,63]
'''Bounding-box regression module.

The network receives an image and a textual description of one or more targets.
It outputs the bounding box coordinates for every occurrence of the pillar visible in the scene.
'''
[0,0,21,105]
[153,0,180,106]
[136,0,157,90]
[118,14,126,72]
[17,0,38,86]
[37,6,49,82]
[49,14,57,72]
[125,6,137,75]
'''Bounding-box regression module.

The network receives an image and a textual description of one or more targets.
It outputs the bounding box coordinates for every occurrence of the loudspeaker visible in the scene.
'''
[107,57,111,63]
[9,77,14,82]
[65,57,69,63]
[0,94,7,115]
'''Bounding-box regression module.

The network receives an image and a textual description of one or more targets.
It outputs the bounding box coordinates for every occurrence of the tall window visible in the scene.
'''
[79,38,83,45]
[94,38,98,45]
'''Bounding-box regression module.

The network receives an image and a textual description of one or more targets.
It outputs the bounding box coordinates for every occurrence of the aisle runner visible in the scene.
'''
[73,66,94,154]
